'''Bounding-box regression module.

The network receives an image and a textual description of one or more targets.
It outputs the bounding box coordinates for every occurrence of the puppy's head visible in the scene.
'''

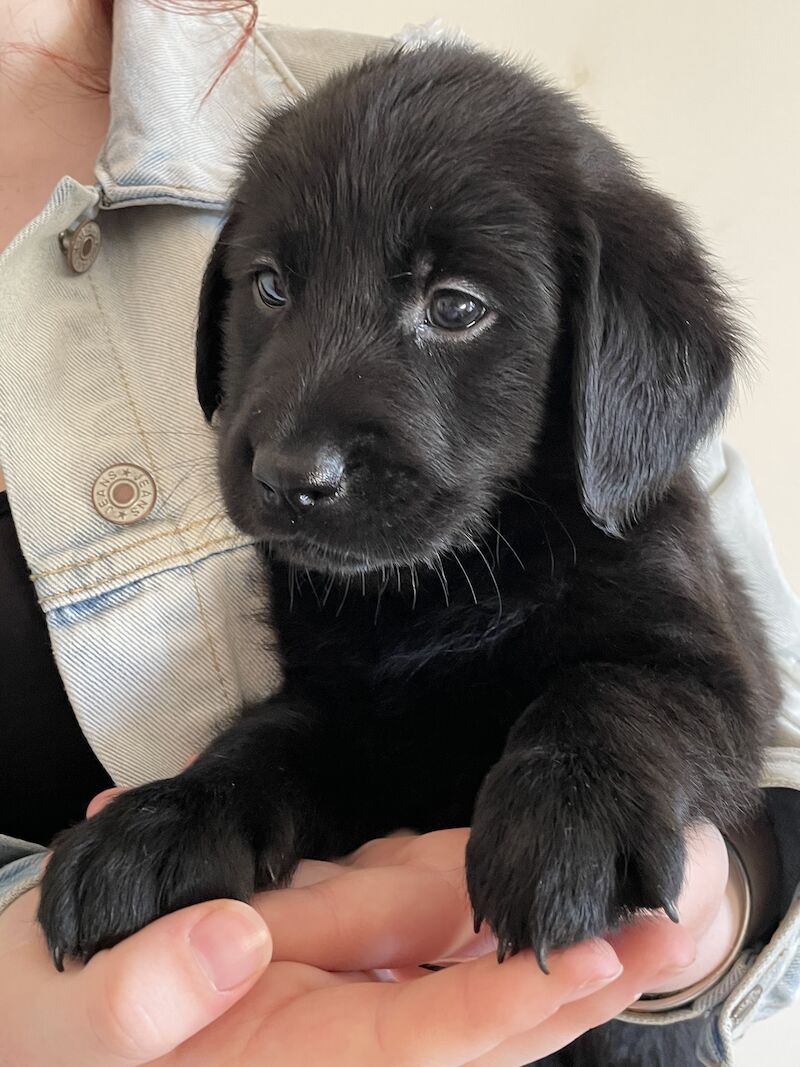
[197,45,739,573]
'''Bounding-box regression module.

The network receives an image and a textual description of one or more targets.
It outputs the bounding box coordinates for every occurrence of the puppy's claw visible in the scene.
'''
[52,945,65,973]
[534,942,550,975]
[662,898,680,924]
[496,939,509,964]
[473,911,484,936]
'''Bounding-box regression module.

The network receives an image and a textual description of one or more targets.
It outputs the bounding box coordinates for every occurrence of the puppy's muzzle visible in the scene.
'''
[252,441,346,515]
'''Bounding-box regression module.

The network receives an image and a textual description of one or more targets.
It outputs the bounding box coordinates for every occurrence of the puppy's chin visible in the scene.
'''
[265,531,461,578]
[266,537,381,576]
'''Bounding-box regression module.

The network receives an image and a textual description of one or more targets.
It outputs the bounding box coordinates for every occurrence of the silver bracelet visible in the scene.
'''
[626,838,752,1013]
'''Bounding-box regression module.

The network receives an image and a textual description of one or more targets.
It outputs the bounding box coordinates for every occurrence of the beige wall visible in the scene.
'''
[271,0,800,594]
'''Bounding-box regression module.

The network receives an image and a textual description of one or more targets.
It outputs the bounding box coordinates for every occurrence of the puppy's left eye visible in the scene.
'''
[254,269,288,308]
[427,289,486,330]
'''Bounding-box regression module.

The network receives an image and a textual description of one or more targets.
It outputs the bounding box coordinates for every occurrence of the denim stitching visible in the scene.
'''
[29,513,228,579]
[38,533,244,604]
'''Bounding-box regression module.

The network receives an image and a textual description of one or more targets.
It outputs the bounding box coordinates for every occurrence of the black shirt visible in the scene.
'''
[0,491,112,845]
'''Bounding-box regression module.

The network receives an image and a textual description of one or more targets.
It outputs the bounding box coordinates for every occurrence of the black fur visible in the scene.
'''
[40,44,779,1065]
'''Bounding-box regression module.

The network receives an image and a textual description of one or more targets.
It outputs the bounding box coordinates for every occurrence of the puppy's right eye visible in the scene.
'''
[254,269,287,308]
[427,289,486,331]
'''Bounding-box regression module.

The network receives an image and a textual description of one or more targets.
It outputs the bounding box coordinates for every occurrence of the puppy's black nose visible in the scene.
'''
[252,443,345,514]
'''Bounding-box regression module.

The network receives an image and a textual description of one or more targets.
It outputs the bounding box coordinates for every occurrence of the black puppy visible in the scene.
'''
[41,43,778,1065]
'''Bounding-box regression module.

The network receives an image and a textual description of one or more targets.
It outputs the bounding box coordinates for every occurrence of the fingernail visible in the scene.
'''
[562,943,624,1003]
[656,944,697,982]
[563,964,624,1003]
[189,904,270,991]
[578,962,624,992]
[435,929,499,964]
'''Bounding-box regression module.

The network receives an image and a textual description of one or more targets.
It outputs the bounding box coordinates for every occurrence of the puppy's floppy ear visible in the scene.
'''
[196,215,236,422]
[570,174,741,535]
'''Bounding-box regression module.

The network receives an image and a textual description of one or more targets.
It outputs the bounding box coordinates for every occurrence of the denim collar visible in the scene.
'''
[95,4,394,211]
[94,5,309,209]
[93,5,436,211]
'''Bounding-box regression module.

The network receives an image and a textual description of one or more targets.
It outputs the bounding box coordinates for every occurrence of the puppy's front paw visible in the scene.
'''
[466,750,686,968]
[38,777,262,969]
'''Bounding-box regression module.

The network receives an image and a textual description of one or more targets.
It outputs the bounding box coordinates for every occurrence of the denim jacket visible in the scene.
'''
[0,5,798,1063]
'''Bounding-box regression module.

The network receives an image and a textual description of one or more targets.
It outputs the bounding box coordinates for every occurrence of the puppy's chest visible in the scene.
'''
[271,568,561,728]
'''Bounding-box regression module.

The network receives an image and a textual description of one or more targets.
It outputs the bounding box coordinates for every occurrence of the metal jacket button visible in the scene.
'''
[60,218,101,273]
[92,464,157,525]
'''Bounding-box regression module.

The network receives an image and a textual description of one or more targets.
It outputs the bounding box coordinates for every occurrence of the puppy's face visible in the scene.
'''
[198,46,737,571]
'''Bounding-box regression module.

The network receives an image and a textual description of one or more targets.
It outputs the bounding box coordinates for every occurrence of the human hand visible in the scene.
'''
[26,778,732,1067]
[160,819,750,1062]
[1,827,668,1067]
[0,885,270,1067]
[636,820,750,997]
[139,828,699,1067]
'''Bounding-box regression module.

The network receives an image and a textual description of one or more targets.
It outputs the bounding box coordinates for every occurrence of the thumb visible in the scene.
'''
[59,899,271,1065]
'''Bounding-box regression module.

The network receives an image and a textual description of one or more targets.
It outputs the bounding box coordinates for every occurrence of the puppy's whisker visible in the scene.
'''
[508,486,577,568]
[322,572,336,607]
[450,549,478,607]
[374,564,391,624]
[466,534,503,623]
[293,565,302,596]
[485,518,525,571]
[504,488,556,579]
[476,530,499,572]
[431,554,450,607]
[157,467,214,513]
[336,575,352,617]
[304,568,322,609]
[203,508,236,544]
[172,490,226,527]
[531,493,577,568]
[288,564,296,613]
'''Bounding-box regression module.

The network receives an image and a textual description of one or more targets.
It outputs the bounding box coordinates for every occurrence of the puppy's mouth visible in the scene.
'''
[263,526,463,576]
[265,535,381,575]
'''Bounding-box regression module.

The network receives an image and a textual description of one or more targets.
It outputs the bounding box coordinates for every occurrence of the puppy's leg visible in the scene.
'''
[39,693,373,968]
[466,662,758,964]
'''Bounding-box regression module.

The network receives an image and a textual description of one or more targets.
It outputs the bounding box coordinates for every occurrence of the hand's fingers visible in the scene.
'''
[65,900,271,1065]
[290,859,345,887]
[85,786,127,818]
[259,829,486,970]
[245,939,622,1067]
[674,821,728,935]
[256,860,476,970]
[290,830,466,890]
[158,961,364,1067]
[640,822,728,995]
[344,828,469,874]
[85,758,198,819]
[2,891,271,1067]
[467,915,696,1067]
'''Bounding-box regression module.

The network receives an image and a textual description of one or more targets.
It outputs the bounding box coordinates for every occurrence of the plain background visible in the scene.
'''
[270,1,799,1062]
